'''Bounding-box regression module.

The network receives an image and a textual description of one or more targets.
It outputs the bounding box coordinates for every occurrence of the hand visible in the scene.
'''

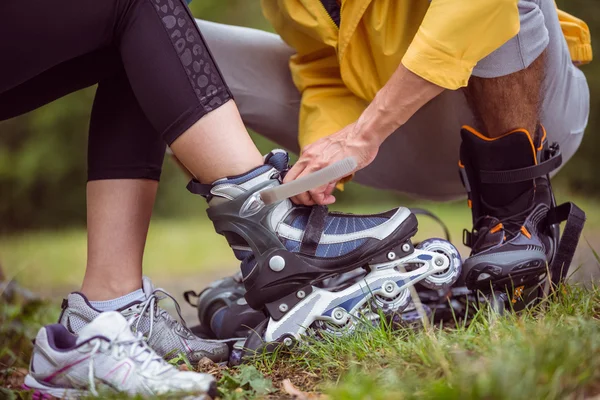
[284,123,380,206]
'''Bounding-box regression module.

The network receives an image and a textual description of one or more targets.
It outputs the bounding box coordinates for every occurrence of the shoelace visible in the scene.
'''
[87,321,171,396]
[131,288,190,342]
[132,287,247,345]
[474,205,535,245]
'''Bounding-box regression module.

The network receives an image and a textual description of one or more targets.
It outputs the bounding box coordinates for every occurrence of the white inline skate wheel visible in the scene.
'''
[416,239,462,290]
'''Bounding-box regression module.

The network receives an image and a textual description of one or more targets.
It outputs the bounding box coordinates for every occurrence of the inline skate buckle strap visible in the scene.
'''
[260,157,357,205]
[463,229,474,247]
[547,202,586,285]
[300,206,329,256]
[186,179,212,196]
[479,145,562,184]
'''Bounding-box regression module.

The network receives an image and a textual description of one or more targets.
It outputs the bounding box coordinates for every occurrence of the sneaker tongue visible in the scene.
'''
[142,276,155,299]
[264,149,289,171]
[209,149,291,208]
[76,311,135,344]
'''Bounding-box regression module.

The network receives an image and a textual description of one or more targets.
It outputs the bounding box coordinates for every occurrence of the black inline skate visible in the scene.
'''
[459,125,585,309]
[185,272,266,341]
[184,210,466,346]
[187,150,463,352]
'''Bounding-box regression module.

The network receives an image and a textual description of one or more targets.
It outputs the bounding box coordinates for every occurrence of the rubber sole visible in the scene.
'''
[24,375,87,399]
[23,374,219,399]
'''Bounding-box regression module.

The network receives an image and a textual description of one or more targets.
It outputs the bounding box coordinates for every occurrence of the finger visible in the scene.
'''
[322,194,336,205]
[310,189,336,206]
[283,162,311,204]
[324,182,337,197]
[287,162,320,205]
[309,189,328,206]
[308,179,338,204]
[283,160,307,184]
[291,192,315,206]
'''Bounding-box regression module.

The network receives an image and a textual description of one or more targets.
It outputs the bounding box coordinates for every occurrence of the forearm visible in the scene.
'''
[353,64,444,146]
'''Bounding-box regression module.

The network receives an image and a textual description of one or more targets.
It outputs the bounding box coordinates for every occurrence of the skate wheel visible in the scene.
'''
[391,303,432,329]
[417,239,462,290]
[372,287,411,316]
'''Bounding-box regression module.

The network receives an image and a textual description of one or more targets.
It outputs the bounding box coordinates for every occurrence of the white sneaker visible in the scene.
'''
[25,311,217,398]
[59,277,229,364]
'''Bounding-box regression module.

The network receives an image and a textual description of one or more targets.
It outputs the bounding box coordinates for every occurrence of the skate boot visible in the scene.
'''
[58,277,229,364]
[184,208,454,342]
[185,272,267,341]
[459,126,585,308]
[187,150,462,351]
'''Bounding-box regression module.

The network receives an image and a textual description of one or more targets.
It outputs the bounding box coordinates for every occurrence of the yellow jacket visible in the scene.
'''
[261,0,593,149]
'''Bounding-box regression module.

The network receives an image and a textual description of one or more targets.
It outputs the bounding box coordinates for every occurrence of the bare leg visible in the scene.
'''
[170,101,264,183]
[81,179,157,300]
[82,100,264,300]
[464,52,544,138]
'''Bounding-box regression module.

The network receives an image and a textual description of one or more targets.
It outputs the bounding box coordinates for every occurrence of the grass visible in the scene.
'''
[1,190,600,398]
[2,283,600,399]
[260,284,600,399]
[0,217,236,291]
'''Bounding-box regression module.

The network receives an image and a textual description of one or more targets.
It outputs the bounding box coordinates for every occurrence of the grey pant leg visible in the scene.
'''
[358,0,589,200]
[196,20,301,153]
[194,11,588,200]
[473,0,589,164]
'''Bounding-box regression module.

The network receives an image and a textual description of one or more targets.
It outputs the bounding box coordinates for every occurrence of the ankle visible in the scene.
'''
[80,277,142,302]
[88,288,146,311]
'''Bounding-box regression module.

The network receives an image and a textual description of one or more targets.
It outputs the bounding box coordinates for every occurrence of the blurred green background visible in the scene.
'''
[0,0,598,231]
[1,1,599,298]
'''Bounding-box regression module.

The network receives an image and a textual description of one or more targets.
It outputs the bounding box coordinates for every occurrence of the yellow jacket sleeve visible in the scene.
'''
[557,8,593,64]
[402,0,520,90]
[291,49,366,189]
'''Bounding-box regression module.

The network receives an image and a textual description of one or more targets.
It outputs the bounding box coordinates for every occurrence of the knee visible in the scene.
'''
[473,1,549,78]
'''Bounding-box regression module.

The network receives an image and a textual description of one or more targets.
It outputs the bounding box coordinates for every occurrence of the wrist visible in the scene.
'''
[353,93,402,146]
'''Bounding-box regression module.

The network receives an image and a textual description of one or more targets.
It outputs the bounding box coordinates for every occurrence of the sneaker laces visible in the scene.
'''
[133,286,248,345]
[131,288,190,342]
[87,320,172,396]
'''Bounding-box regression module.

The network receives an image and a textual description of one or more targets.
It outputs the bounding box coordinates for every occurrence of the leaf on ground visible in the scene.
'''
[1,368,28,389]
[197,357,215,369]
[0,388,16,400]
[237,365,274,395]
[196,357,225,378]
[219,365,274,396]
[282,379,327,399]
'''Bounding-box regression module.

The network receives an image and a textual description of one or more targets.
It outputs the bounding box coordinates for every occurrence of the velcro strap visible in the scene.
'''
[300,206,329,256]
[186,179,212,197]
[480,150,562,184]
[548,202,586,285]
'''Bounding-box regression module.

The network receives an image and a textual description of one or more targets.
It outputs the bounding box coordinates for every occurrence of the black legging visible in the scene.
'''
[0,0,231,181]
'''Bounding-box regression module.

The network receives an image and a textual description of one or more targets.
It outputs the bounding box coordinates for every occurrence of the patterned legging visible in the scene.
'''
[0,0,231,181]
